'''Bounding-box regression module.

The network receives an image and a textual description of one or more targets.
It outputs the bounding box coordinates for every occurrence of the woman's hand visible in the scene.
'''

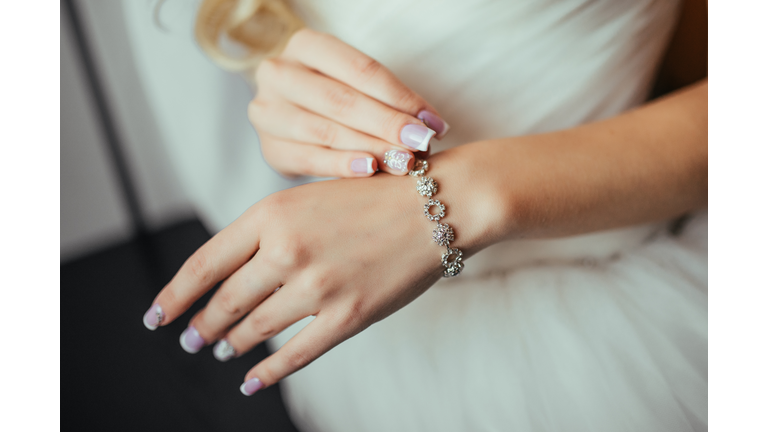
[249,28,450,178]
[141,164,494,394]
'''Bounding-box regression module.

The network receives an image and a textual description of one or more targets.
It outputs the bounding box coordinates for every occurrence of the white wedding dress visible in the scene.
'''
[123,0,707,430]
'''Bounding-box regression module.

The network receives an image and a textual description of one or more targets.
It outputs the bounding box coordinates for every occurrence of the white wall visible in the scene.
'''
[60,0,194,261]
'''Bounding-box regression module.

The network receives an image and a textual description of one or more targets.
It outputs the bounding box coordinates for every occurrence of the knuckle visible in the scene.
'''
[309,120,337,146]
[293,279,326,306]
[325,86,357,114]
[391,88,422,114]
[293,156,315,176]
[264,241,305,269]
[185,249,215,286]
[248,313,276,339]
[259,141,295,177]
[217,289,242,316]
[255,58,280,84]
[257,192,289,220]
[258,138,279,164]
[285,27,314,52]
[350,56,382,82]
[338,299,367,329]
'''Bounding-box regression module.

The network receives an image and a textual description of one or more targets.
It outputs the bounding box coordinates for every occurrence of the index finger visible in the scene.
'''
[281,29,450,138]
[142,206,261,330]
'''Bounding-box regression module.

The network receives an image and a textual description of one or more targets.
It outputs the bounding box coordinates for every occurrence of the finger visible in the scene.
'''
[256,59,436,152]
[282,29,450,139]
[181,252,284,353]
[215,283,315,362]
[261,134,386,178]
[249,101,415,175]
[238,313,356,394]
[142,207,261,330]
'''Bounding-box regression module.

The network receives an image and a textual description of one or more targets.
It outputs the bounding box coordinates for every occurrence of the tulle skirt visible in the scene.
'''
[269,213,707,432]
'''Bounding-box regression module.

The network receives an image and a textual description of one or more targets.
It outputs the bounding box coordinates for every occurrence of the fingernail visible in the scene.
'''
[240,378,264,396]
[213,339,237,362]
[383,150,414,173]
[179,326,205,354]
[400,124,435,152]
[417,110,450,139]
[350,157,375,174]
[143,303,164,331]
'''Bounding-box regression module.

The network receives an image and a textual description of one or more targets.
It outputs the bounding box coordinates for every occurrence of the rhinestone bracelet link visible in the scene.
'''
[409,159,464,277]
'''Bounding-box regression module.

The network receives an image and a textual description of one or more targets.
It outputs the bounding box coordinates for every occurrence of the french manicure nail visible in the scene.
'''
[417,110,450,139]
[350,157,375,174]
[213,339,237,362]
[179,326,205,354]
[240,378,264,396]
[383,150,414,173]
[143,303,164,331]
[400,124,435,152]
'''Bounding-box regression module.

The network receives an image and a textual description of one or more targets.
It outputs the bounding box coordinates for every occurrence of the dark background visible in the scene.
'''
[61,219,300,431]
[61,0,299,429]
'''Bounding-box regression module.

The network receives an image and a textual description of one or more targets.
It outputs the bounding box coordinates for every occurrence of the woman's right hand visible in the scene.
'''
[248,28,450,178]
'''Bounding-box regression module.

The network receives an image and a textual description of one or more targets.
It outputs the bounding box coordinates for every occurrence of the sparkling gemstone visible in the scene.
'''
[423,199,446,221]
[432,223,454,246]
[443,261,464,277]
[416,177,438,197]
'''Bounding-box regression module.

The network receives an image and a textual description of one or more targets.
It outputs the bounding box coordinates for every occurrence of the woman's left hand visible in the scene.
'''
[142,162,492,393]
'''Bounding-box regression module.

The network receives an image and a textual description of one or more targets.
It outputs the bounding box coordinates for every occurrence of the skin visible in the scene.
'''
[249,29,444,177]
[148,5,707,392]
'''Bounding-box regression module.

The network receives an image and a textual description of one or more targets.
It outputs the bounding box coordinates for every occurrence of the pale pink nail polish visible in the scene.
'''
[213,339,237,362]
[351,157,375,174]
[417,110,450,139]
[400,124,435,152]
[240,378,264,396]
[143,303,164,331]
[180,326,205,354]
[383,150,413,173]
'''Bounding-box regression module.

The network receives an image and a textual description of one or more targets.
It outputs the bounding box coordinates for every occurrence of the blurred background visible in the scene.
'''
[61,1,299,430]
[61,0,193,261]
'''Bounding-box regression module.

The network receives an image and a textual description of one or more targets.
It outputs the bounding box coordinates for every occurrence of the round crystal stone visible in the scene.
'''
[416,177,438,197]
[432,223,454,246]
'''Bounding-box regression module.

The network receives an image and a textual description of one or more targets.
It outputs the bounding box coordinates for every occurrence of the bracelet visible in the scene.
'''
[409,159,464,278]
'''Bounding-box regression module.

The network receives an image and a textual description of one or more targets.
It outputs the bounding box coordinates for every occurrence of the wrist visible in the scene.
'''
[425,142,515,255]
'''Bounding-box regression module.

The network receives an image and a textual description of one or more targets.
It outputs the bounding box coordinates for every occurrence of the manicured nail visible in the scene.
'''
[143,303,164,331]
[179,326,205,354]
[400,124,435,152]
[383,150,414,173]
[350,157,375,174]
[240,378,264,396]
[417,110,450,139]
[213,339,237,362]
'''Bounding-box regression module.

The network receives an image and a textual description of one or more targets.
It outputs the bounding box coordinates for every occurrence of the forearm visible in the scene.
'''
[430,80,708,252]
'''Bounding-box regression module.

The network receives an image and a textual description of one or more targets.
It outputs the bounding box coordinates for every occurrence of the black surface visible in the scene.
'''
[61,219,300,432]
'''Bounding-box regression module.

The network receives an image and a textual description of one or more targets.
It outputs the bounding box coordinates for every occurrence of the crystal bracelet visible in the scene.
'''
[409,159,464,277]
